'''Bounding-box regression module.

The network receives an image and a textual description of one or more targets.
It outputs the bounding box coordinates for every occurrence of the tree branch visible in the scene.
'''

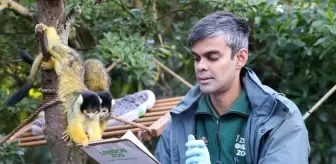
[156,9,200,21]
[35,27,50,61]
[0,0,33,21]
[61,5,82,45]
[94,0,136,18]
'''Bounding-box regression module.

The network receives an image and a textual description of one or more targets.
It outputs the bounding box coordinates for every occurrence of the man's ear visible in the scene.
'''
[235,49,248,70]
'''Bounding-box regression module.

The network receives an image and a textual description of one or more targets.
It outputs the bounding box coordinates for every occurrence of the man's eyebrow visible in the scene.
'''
[191,50,221,56]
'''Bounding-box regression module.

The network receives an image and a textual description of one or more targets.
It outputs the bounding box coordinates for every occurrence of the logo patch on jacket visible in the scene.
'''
[235,135,246,157]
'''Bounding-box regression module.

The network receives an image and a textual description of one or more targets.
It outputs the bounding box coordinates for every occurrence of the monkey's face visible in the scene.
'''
[99,108,110,120]
[97,91,114,120]
[79,91,102,120]
[83,110,99,119]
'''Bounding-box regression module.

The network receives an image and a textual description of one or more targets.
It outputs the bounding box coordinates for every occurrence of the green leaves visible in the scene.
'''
[327,25,336,35]
[96,31,157,87]
[241,2,336,163]
[248,0,279,6]
[0,141,25,164]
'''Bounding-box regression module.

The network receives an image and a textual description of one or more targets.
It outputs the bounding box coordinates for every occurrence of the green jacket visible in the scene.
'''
[155,67,310,164]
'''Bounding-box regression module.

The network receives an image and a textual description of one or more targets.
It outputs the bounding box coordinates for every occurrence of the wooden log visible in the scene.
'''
[154,96,183,103]
[103,121,154,132]
[103,127,141,137]
[16,110,172,139]
[18,140,47,147]
[17,135,44,143]
[15,121,157,143]
[9,123,32,140]
[134,116,161,123]
[18,110,171,138]
[143,111,168,117]
[150,105,177,112]
[18,127,144,147]
[21,132,33,137]
[151,101,180,108]
[11,97,180,141]
[138,112,171,141]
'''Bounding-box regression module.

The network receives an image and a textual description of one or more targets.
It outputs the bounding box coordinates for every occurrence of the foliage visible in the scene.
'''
[0,142,25,164]
[248,3,336,163]
[93,31,158,93]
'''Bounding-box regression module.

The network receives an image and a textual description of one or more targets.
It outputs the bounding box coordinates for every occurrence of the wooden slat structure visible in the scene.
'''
[9,96,183,147]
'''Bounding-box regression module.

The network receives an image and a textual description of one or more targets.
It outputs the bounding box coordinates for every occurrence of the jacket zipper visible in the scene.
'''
[196,112,222,163]
[214,117,221,163]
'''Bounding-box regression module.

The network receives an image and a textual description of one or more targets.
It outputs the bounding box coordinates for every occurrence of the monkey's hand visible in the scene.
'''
[67,122,89,147]
[61,130,70,142]
[35,23,49,34]
[35,23,62,50]
[41,57,56,70]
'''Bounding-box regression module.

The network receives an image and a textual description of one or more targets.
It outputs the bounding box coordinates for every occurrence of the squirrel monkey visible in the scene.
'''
[84,59,115,135]
[62,59,115,142]
[9,24,102,147]
[36,24,104,147]
[17,52,115,141]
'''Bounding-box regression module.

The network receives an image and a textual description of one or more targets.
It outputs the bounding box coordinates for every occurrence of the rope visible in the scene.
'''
[110,115,152,134]
[0,98,60,145]
[38,88,57,94]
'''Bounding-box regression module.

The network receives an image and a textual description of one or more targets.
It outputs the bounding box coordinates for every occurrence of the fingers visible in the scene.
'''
[188,134,196,141]
[61,131,70,141]
[185,134,210,164]
[185,139,206,148]
[186,147,208,158]
[62,135,69,142]
[185,156,206,164]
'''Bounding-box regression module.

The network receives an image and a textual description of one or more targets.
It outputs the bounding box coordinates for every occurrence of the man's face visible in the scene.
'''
[192,35,245,94]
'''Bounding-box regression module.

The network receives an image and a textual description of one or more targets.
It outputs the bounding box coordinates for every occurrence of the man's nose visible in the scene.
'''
[196,59,208,71]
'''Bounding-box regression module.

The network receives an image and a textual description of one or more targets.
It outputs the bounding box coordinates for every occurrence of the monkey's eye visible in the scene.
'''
[102,109,108,113]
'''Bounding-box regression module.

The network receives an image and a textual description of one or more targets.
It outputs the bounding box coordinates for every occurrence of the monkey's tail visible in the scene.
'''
[5,54,43,106]
[5,81,34,106]
[0,98,60,145]
[20,49,34,65]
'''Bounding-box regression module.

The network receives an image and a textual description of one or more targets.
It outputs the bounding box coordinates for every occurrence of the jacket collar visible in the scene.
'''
[171,67,278,116]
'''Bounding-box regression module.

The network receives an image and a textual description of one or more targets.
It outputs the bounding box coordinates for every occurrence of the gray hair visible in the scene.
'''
[187,11,251,57]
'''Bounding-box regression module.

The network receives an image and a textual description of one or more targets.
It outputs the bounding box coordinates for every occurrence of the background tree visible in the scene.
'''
[0,0,335,163]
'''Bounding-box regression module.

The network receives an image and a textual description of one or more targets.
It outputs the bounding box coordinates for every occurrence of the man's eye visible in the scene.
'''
[208,56,219,61]
[193,56,200,61]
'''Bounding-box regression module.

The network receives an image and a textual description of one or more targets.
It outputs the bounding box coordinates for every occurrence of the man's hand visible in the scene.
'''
[185,134,211,164]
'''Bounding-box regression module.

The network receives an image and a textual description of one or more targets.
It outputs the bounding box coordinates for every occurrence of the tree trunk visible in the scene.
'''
[36,0,87,163]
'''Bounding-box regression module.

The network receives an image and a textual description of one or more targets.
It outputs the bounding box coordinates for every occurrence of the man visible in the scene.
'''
[154,11,310,164]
